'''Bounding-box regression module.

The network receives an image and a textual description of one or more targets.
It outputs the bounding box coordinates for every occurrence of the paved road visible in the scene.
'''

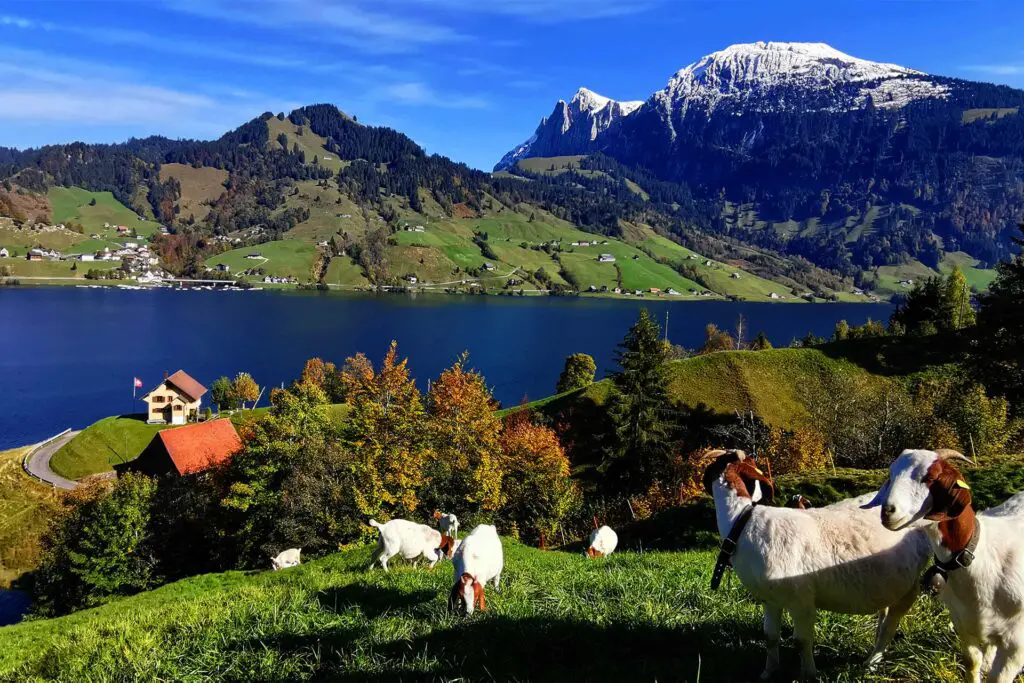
[24,431,80,489]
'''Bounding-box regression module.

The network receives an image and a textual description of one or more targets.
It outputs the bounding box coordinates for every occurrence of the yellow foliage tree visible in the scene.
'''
[499,412,580,543]
[425,354,504,512]
[342,341,426,519]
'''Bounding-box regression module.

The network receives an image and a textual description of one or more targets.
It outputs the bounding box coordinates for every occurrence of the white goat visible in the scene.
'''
[587,525,618,558]
[368,518,449,572]
[703,449,932,680]
[865,449,1024,683]
[434,510,459,539]
[270,548,301,570]
[449,524,503,615]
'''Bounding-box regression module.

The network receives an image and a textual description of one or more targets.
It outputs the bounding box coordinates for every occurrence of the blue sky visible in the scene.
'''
[2,0,1024,170]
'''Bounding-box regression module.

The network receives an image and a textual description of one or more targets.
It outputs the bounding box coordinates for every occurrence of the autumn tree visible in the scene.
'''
[605,309,672,491]
[220,381,337,563]
[298,357,345,402]
[232,372,260,409]
[699,323,735,354]
[425,354,504,512]
[945,264,977,330]
[556,353,597,393]
[342,341,426,519]
[499,412,580,544]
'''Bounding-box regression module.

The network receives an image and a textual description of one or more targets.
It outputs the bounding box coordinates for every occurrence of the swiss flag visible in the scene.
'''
[134,377,143,389]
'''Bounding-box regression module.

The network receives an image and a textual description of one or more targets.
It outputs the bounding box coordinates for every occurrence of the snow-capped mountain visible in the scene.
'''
[495,87,642,170]
[654,41,948,119]
[494,41,952,170]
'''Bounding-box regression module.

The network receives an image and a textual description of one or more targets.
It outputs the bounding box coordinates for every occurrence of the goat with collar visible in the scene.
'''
[865,449,1024,683]
[704,449,932,680]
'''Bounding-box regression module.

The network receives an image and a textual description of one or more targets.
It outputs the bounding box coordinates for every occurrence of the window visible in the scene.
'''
[152,396,165,404]
[174,405,183,411]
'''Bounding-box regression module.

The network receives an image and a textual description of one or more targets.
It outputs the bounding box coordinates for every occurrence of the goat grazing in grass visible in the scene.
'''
[865,449,1024,683]
[434,510,459,539]
[270,548,301,570]
[587,525,618,558]
[704,449,932,680]
[449,524,503,615]
[368,519,452,572]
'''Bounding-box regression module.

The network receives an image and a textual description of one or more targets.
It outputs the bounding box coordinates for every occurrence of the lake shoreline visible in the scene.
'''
[0,278,880,304]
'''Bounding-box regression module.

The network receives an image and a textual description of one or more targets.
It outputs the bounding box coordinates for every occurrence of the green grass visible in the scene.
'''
[49,416,168,480]
[515,155,587,175]
[637,233,799,301]
[939,251,997,291]
[325,255,370,287]
[875,260,941,297]
[206,240,318,282]
[0,257,119,279]
[282,180,366,243]
[46,187,156,238]
[0,448,61,588]
[0,536,968,681]
[267,118,349,175]
[158,163,228,223]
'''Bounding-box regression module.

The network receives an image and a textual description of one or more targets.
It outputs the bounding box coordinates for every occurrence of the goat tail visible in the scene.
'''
[369,519,382,529]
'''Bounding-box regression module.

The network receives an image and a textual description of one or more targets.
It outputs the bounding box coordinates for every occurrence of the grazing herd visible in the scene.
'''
[267,447,1023,681]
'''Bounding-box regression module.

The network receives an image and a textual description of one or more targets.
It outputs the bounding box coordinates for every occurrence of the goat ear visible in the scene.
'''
[738,462,774,504]
[702,449,744,494]
[926,461,973,520]
[861,478,890,509]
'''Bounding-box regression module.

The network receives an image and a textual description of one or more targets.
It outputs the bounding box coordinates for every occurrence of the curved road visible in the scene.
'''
[24,431,80,489]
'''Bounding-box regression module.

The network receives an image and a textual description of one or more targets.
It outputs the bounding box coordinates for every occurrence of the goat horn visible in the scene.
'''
[935,449,976,466]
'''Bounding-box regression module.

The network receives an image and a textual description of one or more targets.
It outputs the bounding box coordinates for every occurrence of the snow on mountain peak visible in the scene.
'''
[661,40,947,113]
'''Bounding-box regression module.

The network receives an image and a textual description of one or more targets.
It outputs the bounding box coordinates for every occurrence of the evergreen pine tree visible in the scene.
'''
[605,309,671,491]
[971,226,1024,413]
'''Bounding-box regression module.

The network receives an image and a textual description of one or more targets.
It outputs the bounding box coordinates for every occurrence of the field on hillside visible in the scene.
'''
[159,164,227,223]
[0,448,62,588]
[0,257,119,279]
[325,255,370,287]
[282,180,367,243]
[638,232,798,300]
[0,536,966,681]
[939,251,997,291]
[47,187,155,238]
[267,117,348,175]
[206,240,318,281]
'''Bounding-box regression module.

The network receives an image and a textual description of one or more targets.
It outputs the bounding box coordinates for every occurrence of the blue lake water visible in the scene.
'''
[0,287,893,449]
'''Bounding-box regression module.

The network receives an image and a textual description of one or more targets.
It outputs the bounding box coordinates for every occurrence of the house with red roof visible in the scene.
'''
[140,370,207,424]
[128,419,241,477]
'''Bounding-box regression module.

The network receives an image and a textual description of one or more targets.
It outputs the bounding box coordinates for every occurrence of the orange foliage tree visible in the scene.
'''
[299,357,345,402]
[499,411,581,543]
[425,354,504,513]
[341,341,426,519]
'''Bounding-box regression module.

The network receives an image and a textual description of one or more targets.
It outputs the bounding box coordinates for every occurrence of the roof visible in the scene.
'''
[156,419,242,475]
[143,370,207,402]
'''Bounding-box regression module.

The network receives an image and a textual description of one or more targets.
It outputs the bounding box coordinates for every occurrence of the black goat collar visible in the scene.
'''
[921,521,981,596]
[711,504,755,590]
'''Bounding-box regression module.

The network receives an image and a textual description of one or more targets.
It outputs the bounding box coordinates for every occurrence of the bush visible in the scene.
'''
[32,474,157,615]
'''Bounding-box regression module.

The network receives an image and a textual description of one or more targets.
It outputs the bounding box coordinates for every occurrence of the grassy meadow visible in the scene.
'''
[47,187,156,238]
[158,164,228,224]
[0,448,61,588]
[206,240,318,281]
[0,533,968,681]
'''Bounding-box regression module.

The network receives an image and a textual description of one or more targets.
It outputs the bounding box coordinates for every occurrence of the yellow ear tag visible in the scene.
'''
[956,479,971,490]
[753,467,763,475]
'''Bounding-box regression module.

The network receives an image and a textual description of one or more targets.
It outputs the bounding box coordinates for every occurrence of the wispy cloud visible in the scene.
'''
[0,47,295,139]
[160,0,469,53]
[380,82,490,109]
[963,64,1024,76]
[385,0,660,22]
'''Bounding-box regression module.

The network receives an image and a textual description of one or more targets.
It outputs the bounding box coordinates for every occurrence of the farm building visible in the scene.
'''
[141,370,207,425]
[126,420,242,477]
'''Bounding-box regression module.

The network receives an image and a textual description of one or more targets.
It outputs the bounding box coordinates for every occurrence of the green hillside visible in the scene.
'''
[206,240,318,281]
[47,187,156,238]
[0,447,60,588]
[0,539,962,682]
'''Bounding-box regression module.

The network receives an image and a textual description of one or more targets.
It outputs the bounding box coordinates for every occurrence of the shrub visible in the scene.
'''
[32,474,157,615]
